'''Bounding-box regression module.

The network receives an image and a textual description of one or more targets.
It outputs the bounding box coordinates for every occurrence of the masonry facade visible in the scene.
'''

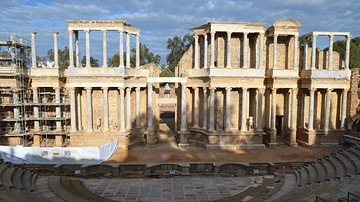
[0,19,356,149]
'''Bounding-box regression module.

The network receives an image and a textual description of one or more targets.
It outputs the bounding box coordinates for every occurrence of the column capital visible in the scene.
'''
[126,32,131,36]
[203,33,207,38]
[346,34,352,40]
[53,87,60,91]
[102,29,107,34]
[135,87,140,92]
[192,87,198,91]
[329,34,334,40]
[85,87,92,92]
[68,30,73,34]
[326,88,333,93]
[53,31,59,35]
[30,31,37,35]
[312,33,318,37]
[210,31,216,35]
[243,32,248,36]
[136,34,140,39]
[101,86,109,91]
[227,31,232,36]
[271,88,277,93]
[209,86,216,91]
[84,29,90,33]
[194,35,199,39]
[118,87,125,91]
[225,87,232,91]
[309,88,316,93]
[292,88,298,94]
[343,88,349,93]
[273,33,278,37]
[68,87,75,93]
[258,88,265,94]
[126,87,131,92]
[293,33,299,38]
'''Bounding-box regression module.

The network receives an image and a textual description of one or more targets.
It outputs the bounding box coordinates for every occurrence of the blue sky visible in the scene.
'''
[0,0,359,65]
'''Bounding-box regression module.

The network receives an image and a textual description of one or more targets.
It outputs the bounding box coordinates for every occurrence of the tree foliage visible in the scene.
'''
[165,34,194,74]
[324,36,360,68]
[81,56,99,67]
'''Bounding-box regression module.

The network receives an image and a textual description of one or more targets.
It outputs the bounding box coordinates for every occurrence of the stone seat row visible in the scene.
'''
[271,145,360,202]
[0,162,37,192]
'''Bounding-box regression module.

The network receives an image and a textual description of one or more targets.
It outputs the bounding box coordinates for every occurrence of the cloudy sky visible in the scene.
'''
[0,0,359,65]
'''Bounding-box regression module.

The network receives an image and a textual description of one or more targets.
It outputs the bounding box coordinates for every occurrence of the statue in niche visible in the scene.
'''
[96,117,101,131]
[164,83,170,98]
[248,116,254,131]
[316,118,321,130]
[216,112,223,130]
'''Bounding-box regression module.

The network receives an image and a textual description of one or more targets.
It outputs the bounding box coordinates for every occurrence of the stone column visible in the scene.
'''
[102,30,108,67]
[119,31,124,68]
[85,87,93,132]
[308,88,315,130]
[85,29,91,68]
[293,34,298,69]
[225,87,231,131]
[77,89,82,130]
[30,31,37,68]
[241,88,248,131]
[311,34,317,69]
[68,30,74,68]
[203,88,208,129]
[136,87,141,127]
[53,32,59,68]
[69,88,76,132]
[136,34,140,68]
[146,84,155,145]
[75,31,80,67]
[194,35,199,69]
[345,35,351,69]
[328,34,334,70]
[210,31,215,68]
[203,34,208,69]
[54,87,61,131]
[33,87,39,130]
[301,92,306,128]
[126,33,131,68]
[226,32,232,68]
[324,88,332,132]
[102,87,109,132]
[304,38,308,70]
[290,88,298,146]
[271,88,277,143]
[340,89,348,129]
[243,32,248,68]
[180,83,189,145]
[209,87,215,131]
[259,33,264,69]
[273,34,278,69]
[284,91,290,132]
[256,88,264,131]
[126,88,132,131]
[193,87,199,127]
[119,87,125,132]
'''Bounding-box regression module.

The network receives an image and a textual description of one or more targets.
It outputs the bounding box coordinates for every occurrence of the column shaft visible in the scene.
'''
[53,32,59,68]
[136,87,141,127]
[119,87,125,132]
[119,31,124,68]
[311,34,317,69]
[345,35,351,69]
[273,34,278,69]
[194,35,199,69]
[85,30,91,67]
[102,30,108,67]
[180,83,188,132]
[226,32,232,68]
[210,32,215,68]
[126,88,132,130]
[147,85,153,129]
[126,33,130,68]
[33,88,39,130]
[55,87,61,131]
[328,35,333,70]
[202,88,208,129]
[70,88,76,132]
[75,31,79,67]
[256,89,264,131]
[290,88,298,145]
[209,87,215,131]
[243,32,248,68]
[68,30,74,67]
[241,88,247,131]
[77,89,82,130]
[293,34,298,69]
[308,88,315,129]
[259,33,264,69]
[103,87,109,132]
[86,87,92,132]
[203,34,208,69]
[193,87,199,127]
[136,34,140,68]
[324,89,332,131]
[304,40,308,70]
[340,89,348,129]
[271,88,277,130]
[31,32,37,68]
[225,87,231,130]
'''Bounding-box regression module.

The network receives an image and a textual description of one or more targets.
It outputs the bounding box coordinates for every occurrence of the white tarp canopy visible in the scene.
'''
[0,138,118,164]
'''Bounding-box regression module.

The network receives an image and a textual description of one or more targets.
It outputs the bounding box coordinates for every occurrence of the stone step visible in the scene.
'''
[312,162,327,183]
[1,166,17,189]
[22,171,36,192]
[48,176,88,202]
[304,164,317,185]
[0,163,10,187]
[348,146,360,158]
[341,150,360,175]
[12,167,25,190]
[334,152,357,178]
[263,174,297,202]
[318,159,336,181]
[35,176,65,202]
[326,156,346,180]
[297,168,309,187]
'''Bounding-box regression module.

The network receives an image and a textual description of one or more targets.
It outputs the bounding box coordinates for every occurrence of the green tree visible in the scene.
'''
[108,53,120,67]
[81,56,99,67]
[165,34,194,75]
[47,47,71,68]
[324,36,360,68]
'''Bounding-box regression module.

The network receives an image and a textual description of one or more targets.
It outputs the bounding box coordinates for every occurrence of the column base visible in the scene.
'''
[146,127,156,146]
[290,128,297,146]
[180,128,190,145]
[307,129,316,145]
[270,128,277,143]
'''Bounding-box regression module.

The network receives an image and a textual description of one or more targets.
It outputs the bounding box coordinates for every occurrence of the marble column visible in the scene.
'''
[273,34,278,69]
[225,87,231,131]
[30,31,37,68]
[75,31,79,67]
[86,87,93,132]
[102,87,109,132]
[68,30,74,68]
[102,30,108,67]
[241,88,248,131]
[328,34,334,70]
[259,33,264,69]
[180,83,188,132]
[119,31,124,68]
[301,92,306,128]
[147,85,153,130]
[202,88,208,130]
[345,35,351,69]
[85,29,91,68]
[290,88,298,146]
[126,88,132,131]
[54,87,61,131]
[53,32,59,68]
[193,87,199,127]
[194,35,199,69]
[209,87,215,131]
[256,88,264,131]
[136,34,140,68]
[308,88,315,130]
[243,32,248,68]
[33,87,39,130]
[77,89,82,130]
[119,87,125,132]
[304,39,308,70]
[293,34,298,69]
[203,34,208,69]
[226,32,232,68]
[126,33,130,68]
[136,87,141,127]
[311,34,317,69]
[324,89,332,132]
[340,89,348,129]
[210,31,215,68]
[69,88,76,132]
[271,88,277,143]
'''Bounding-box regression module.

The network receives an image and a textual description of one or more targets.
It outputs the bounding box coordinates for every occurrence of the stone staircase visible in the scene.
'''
[266,145,360,201]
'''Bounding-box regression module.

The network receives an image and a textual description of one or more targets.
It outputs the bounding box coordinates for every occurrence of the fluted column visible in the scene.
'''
[328,34,333,70]
[273,34,278,69]
[147,85,153,130]
[69,88,76,132]
[301,92,306,128]
[311,34,317,69]
[308,88,315,130]
[203,34,208,69]
[68,30,74,67]
[102,87,109,132]
[136,34,140,68]
[85,29,91,68]
[53,32,59,68]
[243,32,248,68]
[210,31,215,68]
[30,31,37,68]
[75,31,79,67]
[345,35,351,69]
[136,87,141,127]
[119,87,125,132]
[86,87,92,132]
[256,88,264,131]
[324,89,332,132]
[194,35,199,69]
[226,32,232,68]
[77,89,82,130]
[290,88,298,146]
[126,33,130,68]
[119,31,124,68]
[54,87,61,131]
[225,87,231,131]
[293,34,298,69]
[341,89,348,129]
[33,87,39,130]
[304,38,308,70]
[209,87,215,131]
[271,88,277,143]
[259,33,264,69]
[193,87,199,127]
[180,83,188,132]
[126,88,132,130]
[241,88,248,131]
[202,88,208,129]
[102,30,108,67]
